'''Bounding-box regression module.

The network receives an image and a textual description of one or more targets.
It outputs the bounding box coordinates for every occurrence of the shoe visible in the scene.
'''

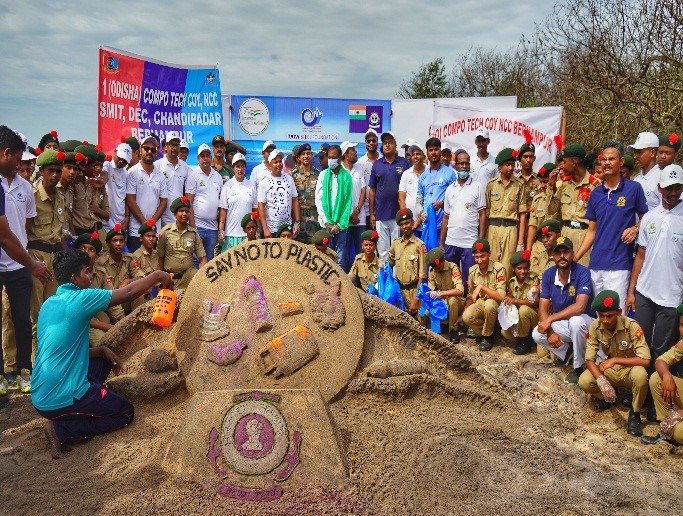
[595,399,614,412]
[449,331,460,344]
[16,369,31,394]
[620,392,633,409]
[0,375,9,396]
[646,405,658,423]
[564,366,585,384]
[475,335,483,344]
[554,348,573,367]
[641,433,681,446]
[0,396,8,409]
[513,338,533,355]
[4,371,17,388]
[467,328,476,339]
[478,336,494,352]
[627,410,642,437]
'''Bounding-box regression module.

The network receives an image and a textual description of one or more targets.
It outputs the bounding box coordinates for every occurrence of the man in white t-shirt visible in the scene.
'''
[470,127,497,186]
[103,142,132,233]
[155,131,191,226]
[257,150,300,237]
[628,131,661,211]
[357,129,382,228]
[251,140,276,191]
[398,144,425,238]
[186,144,223,261]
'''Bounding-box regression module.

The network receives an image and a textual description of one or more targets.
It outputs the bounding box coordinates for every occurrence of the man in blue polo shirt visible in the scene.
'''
[369,132,410,259]
[532,237,596,384]
[575,141,648,309]
[416,137,455,238]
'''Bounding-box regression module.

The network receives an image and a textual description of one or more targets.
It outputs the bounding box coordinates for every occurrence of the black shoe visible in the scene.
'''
[646,406,658,423]
[475,335,483,344]
[564,365,585,384]
[449,331,460,344]
[620,393,633,409]
[627,410,643,437]
[641,433,666,445]
[0,396,8,409]
[513,338,533,355]
[596,399,614,412]
[478,336,494,352]
[554,347,573,367]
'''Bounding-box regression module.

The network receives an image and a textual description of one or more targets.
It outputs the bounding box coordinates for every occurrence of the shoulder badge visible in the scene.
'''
[589,174,601,187]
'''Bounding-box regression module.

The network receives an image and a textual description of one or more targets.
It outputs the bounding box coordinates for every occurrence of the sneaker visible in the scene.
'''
[564,366,585,384]
[0,375,8,396]
[16,368,31,394]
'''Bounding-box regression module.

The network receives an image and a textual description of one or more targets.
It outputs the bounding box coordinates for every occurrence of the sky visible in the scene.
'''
[0,0,557,147]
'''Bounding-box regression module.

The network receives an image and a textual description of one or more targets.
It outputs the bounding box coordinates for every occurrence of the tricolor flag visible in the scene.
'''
[349,105,366,120]
[349,105,383,133]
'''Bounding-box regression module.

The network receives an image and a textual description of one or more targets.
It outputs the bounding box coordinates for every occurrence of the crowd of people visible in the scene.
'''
[0,121,682,458]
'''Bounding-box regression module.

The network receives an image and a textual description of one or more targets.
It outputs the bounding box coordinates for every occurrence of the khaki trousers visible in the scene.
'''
[463,298,499,337]
[29,249,59,359]
[578,365,649,412]
[501,305,538,340]
[560,227,589,266]
[487,224,517,275]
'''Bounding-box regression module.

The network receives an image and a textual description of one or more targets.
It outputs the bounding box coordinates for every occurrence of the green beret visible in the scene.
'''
[510,249,531,266]
[659,133,681,152]
[312,230,331,246]
[241,211,259,229]
[361,229,378,243]
[677,304,683,316]
[552,235,573,251]
[622,154,635,170]
[74,231,102,254]
[495,148,517,165]
[125,137,140,151]
[562,144,586,159]
[518,143,535,156]
[28,146,37,157]
[137,218,157,236]
[426,247,445,267]
[291,145,301,158]
[60,139,82,152]
[38,130,59,151]
[63,152,86,166]
[396,208,413,224]
[536,219,561,238]
[170,196,191,213]
[275,224,293,237]
[74,144,97,165]
[472,238,490,253]
[36,150,66,168]
[96,150,107,163]
[105,223,126,242]
[591,290,620,312]
[225,144,239,154]
[537,163,556,178]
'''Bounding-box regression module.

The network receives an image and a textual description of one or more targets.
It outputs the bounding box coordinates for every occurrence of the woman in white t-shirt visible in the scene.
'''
[218,153,257,251]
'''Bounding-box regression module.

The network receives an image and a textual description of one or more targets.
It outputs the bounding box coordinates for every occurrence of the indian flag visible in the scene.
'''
[349,105,366,120]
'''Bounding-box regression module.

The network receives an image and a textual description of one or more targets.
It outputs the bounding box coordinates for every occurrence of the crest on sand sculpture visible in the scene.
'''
[206,391,301,501]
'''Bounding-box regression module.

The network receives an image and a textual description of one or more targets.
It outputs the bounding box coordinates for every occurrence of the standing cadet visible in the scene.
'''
[578,290,650,437]
[462,238,507,351]
[71,145,110,239]
[526,163,560,250]
[57,151,80,240]
[517,134,540,217]
[426,247,465,343]
[530,219,561,280]
[501,250,540,355]
[157,196,206,290]
[291,143,321,244]
[349,229,379,292]
[388,208,427,316]
[131,219,160,277]
[485,148,527,274]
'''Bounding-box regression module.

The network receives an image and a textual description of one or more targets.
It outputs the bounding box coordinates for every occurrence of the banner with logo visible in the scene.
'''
[431,103,563,168]
[98,46,224,165]
[229,95,391,174]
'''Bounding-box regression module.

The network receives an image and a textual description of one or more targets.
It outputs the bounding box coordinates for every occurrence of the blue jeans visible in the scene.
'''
[330,229,350,272]
[127,234,141,253]
[348,225,364,262]
[196,227,218,266]
[444,244,475,295]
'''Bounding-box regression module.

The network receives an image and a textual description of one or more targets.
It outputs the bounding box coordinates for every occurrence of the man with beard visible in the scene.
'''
[291,143,321,244]
[416,137,455,238]
[156,131,190,227]
[628,132,661,211]
[471,127,497,186]
[357,129,382,228]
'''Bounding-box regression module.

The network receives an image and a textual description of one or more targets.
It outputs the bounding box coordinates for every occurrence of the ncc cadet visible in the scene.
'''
[485,148,527,274]
[157,196,206,290]
[578,290,650,437]
[526,163,560,250]
[36,130,60,153]
[517,134,540,212]
[57,151,81,239]
[555,144,601,266]
[312,229,338,261]
[349,229,380,292]
[462,239,507,351]
[501,250,540,355]
[291,143,321,244]
[72,145,110,240]
[389,208,427,315]
[426,247,465,344]
[27,150,67,348]
[657,133,679,171]
[529,219,561,284]
[93,224,144,322]
[131,219,160,277]
[276,224,294,239]
[240,211,260,243]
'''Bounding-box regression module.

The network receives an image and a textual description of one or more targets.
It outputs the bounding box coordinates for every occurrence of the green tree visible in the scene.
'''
[397,58,453,99]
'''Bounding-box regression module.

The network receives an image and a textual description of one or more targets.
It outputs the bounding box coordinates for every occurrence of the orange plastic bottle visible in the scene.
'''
[151,275,177,328]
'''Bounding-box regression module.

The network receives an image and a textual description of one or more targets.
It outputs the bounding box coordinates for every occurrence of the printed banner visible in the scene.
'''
[431,103,563,168]
[98,46,224,165]
[229,95,391,175]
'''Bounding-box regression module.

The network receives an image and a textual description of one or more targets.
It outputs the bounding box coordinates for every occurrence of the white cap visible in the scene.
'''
[115,143,132,162]
[408,143,424,155]
[659,164,683,188]
[341,141,358,155]
[475,127,489,139]
[268,149,284,162]
[441,142,451,151]
[365,129,378,138]
[165,131,181,142]
[16,131,35,160]
[627,132,659,152]
[179,139,189,149]
[197,143,212,156]
[262,140,276,152]
[232,152,246,165]
[401,138,417,148]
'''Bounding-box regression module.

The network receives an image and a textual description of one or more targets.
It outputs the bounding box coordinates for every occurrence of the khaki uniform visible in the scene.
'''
[93,252,145,321]
[486,176,527,273]
[462,261,507,337]
[530,240,553,279]
[292,167,321,243]
[57,181,74,235]
[518,173,539,211]
[349,253,379,291]
[158,223,206,290]
[578,316,650,412]
[388,235,426,310]
[501,273,539,341]
[555,173,600,266]
[428,260,465,332]
[528,188,560,230]
[649,340,683,442]
[72,181,110,243]
[132,246,160,276]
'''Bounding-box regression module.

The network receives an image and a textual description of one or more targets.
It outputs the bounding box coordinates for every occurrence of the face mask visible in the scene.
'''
[328,158,339,169]
[457,170,470,180]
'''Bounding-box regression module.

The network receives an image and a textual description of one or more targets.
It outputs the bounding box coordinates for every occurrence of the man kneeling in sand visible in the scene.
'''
[31,248,172,458]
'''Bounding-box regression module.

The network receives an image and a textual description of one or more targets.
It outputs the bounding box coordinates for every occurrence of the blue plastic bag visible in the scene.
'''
[378,262,405,310]
[422,204,439,252]
[417,283,448,333]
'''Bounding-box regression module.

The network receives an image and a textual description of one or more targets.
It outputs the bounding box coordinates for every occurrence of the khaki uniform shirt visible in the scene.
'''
[555,173,601,225]
[467,261,507,300]
[518,172,540,211]
[486,175,527,220]
[507,272,539,301]
[72,181,110,230]
[528,188,560,228]
[658,339,683,367]
[93,251,145,320]
[388,235,427,285]
[57,182,74,233]
[428,260,464,294]
[349,253,379,291]
[157,223,206,273]
[132,246,160,276]
[585,316,651,362]
[28,182,67,244]
[530,240,553,279]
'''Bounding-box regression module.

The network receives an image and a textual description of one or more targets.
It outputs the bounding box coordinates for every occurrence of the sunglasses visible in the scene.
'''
[365,138,377,143]
[142,146,157,153]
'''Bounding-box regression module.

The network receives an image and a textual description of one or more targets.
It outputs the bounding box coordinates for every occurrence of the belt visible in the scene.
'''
[563,220,588,230]
[489,218,518,227]
[27,241,61,253]
[398,280,418,290]
[165,270,184,280]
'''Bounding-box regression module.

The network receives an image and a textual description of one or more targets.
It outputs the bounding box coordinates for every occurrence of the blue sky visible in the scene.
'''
[0,1,556,147]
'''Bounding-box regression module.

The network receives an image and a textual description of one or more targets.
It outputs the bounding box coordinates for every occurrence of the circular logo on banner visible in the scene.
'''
[238,98,269,136]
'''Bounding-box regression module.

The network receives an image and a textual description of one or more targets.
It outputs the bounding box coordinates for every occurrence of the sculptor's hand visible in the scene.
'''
[102,347,122,376]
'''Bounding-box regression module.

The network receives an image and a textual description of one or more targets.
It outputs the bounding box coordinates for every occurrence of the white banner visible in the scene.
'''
[431,103,563,169]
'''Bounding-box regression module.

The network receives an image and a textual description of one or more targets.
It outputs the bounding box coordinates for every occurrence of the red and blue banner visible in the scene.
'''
[98,46,224,165]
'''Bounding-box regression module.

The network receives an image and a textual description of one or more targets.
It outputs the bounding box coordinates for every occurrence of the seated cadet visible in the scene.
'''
[530,219,561,279]
[312,229,339,261]
[157,196,206,290]
[389,208,427,316]
[462,239,507,351]
[578,290,650,437]
[426,247,465,344]
[73,233,111,346]
[642,303,683,447]
[501,250,540,355]
[349,230,380,292]
[93,224,145,322]
[131,219,160,277]
[240,211,260,243]
[276,224,294,239]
